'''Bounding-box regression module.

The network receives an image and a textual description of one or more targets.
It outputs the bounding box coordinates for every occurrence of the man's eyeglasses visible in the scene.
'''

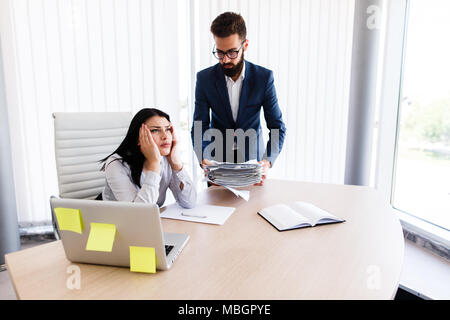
[212,41,245,60]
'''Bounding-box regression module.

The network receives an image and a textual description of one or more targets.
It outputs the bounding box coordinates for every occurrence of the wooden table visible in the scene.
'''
[5,179,404,299]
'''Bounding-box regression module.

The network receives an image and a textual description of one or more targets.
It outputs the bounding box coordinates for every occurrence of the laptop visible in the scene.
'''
[49,196,189,271]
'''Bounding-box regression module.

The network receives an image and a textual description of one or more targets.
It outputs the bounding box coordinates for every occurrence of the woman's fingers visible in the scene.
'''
[171,126,176,141]
[172,130,177,149]
[138,125,143,144]
[145,125,161,159]
[145,125,157,147]
[139,125,148,148]
[143,124,152,146]
[140,124,161,163]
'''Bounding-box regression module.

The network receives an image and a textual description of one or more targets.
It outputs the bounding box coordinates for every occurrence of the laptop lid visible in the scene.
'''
[49,197,189,271]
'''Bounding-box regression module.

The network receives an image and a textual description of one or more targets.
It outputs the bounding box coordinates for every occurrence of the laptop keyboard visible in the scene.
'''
[165,245,174,256]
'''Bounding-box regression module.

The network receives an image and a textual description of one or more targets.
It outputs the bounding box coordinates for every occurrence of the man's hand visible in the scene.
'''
[201,159,220,186]
[201,158,213,176]
[254,159,271,186]
[201,158,213,169]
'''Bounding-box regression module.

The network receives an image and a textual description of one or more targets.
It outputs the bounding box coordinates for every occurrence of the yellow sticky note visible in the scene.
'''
[129,246,156,274]
[54,208,84,234]
[86,223,116,252]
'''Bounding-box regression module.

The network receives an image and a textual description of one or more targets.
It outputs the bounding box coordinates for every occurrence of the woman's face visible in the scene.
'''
[144,116,173,156]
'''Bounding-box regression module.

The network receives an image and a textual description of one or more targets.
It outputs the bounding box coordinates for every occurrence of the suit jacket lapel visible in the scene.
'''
[214,65,235,126]
[236,61,252,128]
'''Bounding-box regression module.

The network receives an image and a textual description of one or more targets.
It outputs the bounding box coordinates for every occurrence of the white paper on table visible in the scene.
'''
[223,185,250,201]
[160,203,235,225]
[202,177,251,201]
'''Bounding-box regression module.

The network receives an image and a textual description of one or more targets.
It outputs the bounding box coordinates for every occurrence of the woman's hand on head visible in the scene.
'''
[139,124,161,173]
[167,126,183,172]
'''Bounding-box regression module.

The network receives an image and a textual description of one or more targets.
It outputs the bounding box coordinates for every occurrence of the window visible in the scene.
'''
[393,0,450,231]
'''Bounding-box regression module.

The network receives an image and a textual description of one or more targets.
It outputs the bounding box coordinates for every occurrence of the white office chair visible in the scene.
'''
[52,112,132,238]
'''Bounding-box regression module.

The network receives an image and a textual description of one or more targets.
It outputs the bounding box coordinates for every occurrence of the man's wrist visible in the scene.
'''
[201,159,212,168]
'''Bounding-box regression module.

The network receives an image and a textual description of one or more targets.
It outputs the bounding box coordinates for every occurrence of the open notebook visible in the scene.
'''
[258,202,345,231]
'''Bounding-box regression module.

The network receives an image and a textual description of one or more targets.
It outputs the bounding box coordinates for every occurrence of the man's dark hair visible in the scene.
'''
[210,12,246,40]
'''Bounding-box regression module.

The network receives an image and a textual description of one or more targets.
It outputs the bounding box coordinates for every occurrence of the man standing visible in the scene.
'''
[191,12,286,183]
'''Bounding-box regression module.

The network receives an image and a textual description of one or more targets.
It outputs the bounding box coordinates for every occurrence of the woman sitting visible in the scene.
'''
[100,108,196,208]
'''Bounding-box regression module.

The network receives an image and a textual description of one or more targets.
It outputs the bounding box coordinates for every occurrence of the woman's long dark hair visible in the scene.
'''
[101,108,171,187]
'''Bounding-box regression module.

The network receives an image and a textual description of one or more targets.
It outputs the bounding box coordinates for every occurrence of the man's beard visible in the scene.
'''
[221,53,244,78]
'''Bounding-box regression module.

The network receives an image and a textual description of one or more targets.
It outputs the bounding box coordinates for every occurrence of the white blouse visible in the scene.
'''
[102,154,197,209]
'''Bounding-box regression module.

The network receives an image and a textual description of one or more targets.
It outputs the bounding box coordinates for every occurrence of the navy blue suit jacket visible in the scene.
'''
[191,60,286,164]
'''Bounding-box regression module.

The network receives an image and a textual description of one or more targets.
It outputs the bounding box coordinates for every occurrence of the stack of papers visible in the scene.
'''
[205,161,263,187]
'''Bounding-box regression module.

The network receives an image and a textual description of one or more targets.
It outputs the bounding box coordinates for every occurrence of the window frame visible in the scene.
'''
[375,0,450,250]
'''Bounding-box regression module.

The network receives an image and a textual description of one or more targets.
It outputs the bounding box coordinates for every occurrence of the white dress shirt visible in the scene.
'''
[102,154,197,209]
[225,62,246,123]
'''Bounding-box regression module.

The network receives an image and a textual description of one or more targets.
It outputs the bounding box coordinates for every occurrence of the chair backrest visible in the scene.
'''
[53,112,132,199]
